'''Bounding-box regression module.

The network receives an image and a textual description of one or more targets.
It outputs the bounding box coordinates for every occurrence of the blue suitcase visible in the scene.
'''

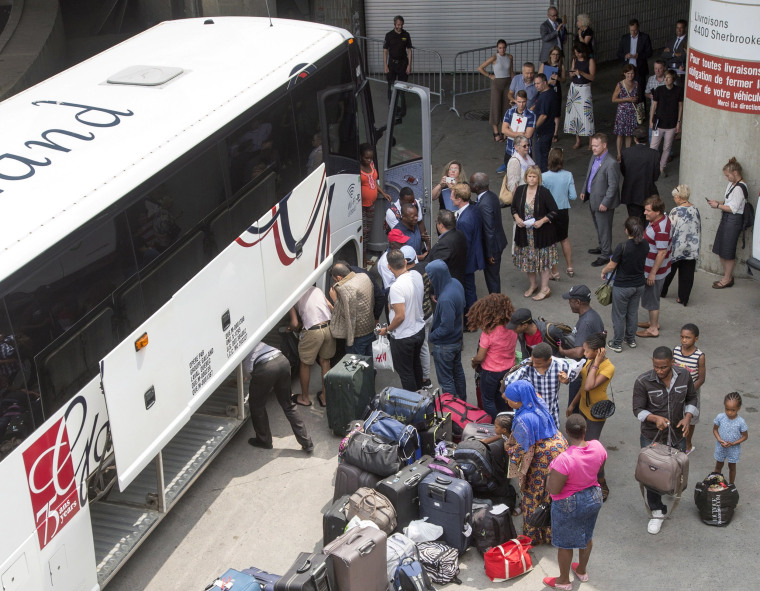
[209,569,262,591]
[242,567,281,591]
[418,473,473,554]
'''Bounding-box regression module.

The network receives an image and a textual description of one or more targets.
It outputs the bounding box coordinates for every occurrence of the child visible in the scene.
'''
[482,413,520,515]
[673,323,705,454]
[713,392,748,484]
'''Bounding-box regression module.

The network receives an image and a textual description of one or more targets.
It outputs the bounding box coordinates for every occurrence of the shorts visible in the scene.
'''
[714,441,741,463]
[298,325,336,365]
[640,277,665,311]
[550,486,603,549]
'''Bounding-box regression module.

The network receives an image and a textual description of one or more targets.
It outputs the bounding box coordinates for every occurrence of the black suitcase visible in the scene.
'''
[376,460,433,531]
[418,473,473,554]
[325,355,374,437]
[420,412,453,457]
[323,494,351,546]
[333,462,381,502]
[274,552,336,591]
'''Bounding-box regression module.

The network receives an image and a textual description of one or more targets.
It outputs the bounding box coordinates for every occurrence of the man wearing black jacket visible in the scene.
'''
[425,209,467,287]
[617,19,652,102]
[470,172,507,294]
[620,126,660,225]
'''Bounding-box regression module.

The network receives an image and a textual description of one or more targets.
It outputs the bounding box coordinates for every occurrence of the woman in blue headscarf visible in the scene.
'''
[503,380,568,544]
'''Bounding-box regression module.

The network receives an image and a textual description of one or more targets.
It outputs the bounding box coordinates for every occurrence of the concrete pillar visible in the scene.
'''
[681,0,760,277]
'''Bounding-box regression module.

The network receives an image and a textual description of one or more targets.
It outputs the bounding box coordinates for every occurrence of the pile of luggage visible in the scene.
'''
[207,355,526,590]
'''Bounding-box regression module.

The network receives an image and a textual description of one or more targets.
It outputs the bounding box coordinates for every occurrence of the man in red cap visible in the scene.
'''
[378,228,410,289]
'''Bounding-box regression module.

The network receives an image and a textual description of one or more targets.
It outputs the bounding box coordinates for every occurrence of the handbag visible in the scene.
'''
[635,427,689,497]
[526,498,551,528]
[595,275,613,306]
[347,487,397,535]
[372,334,394,371]
[587,374,616,419]
[635,101,646,124]
[483,535,534,582]
[498,157,518,206]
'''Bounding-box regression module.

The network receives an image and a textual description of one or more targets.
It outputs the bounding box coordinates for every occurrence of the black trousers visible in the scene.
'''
[661,258,696,305]
[484,252,503,294]
[249,355,310,447]
[387,59,409,114]
[626,203,647,228]
[389,327,425,391]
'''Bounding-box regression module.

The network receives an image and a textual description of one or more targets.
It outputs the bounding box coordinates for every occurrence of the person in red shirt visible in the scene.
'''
[360,143,392,265]
[637,195,672,338]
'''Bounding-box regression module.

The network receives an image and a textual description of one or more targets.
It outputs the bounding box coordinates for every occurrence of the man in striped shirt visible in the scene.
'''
[637,196,672,338]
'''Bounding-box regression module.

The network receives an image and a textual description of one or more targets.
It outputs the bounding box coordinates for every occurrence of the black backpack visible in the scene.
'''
[453,440,497,494]
[736,182,754,248]
[472,506,518,553]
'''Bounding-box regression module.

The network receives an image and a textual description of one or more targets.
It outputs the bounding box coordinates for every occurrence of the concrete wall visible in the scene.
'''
[0,0,66,101]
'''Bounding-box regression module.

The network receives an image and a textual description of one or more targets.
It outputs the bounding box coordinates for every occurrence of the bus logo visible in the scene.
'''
[22,418,80,549]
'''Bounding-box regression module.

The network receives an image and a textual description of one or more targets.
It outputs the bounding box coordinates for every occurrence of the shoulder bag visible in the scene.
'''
[595,273,613,306]
[588,374,616,419]
[498,157,519,206]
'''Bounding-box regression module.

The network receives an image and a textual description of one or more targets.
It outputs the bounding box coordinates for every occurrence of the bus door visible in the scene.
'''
[380,82,432,250]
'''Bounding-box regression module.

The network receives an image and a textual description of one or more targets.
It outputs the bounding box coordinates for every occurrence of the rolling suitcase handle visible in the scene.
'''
[294,558,330,591]
[428,476,452,502]
[404,473,423,487]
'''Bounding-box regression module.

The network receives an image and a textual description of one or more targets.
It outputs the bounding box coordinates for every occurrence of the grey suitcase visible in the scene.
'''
[418,473,473,554]
[333,462,382,502]
[325,355,374,437]
[322,526,388,591]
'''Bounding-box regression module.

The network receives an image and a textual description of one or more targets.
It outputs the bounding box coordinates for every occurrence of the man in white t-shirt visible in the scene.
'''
[378,248,426,390]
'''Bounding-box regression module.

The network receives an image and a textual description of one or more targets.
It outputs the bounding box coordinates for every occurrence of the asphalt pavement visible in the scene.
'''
[108,61,760,591]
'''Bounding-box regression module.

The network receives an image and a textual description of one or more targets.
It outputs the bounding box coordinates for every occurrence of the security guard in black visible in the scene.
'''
[383,16,413,102]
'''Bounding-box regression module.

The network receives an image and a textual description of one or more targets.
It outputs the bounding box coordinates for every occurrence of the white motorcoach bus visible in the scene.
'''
[0,17,431,590]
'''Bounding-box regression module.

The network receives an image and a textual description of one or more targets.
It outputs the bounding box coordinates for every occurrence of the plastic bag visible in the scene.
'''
[345,515,380,532]
[372,334,394,371]
[404,517,444,543]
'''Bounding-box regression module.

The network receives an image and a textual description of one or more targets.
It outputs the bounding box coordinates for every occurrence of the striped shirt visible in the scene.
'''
[644,215,672,279]
[673,345,703,384]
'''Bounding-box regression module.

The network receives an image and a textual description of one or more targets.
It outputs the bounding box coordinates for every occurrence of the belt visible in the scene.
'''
[307,321,330,331]
[253,351,282,366]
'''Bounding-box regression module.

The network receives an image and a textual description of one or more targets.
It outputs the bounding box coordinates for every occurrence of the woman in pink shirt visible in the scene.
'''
[467,293,518,420]
[543,414,607,590]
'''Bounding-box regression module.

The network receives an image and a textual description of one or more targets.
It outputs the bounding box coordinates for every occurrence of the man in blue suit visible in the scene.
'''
[470,172,507,294]
[451,183,485,313]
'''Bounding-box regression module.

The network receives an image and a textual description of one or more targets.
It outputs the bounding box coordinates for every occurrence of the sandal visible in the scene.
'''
[571,563,590,582]
[532,288,551,301]
[566,267,574,277]
[523,286,538,298]
[550,272,560,282]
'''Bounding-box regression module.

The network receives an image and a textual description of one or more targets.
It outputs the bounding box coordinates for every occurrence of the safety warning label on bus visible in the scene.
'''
[22,418,80,549]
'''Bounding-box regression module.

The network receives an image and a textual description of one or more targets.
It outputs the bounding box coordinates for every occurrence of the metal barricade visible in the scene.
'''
[450,38,543,117]
[355,35,444,112]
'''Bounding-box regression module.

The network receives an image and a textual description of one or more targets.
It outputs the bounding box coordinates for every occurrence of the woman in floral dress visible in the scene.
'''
[612,64,639,161]
[503,380,568,545]
[511,165,559,301]
[661,184,701,306]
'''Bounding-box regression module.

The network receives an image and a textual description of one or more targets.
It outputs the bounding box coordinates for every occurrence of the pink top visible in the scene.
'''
[548,440,607,500]
[479,325,517,372]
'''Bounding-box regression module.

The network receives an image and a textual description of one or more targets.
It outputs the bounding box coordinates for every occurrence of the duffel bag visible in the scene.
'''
[343,431,401,477]
[483,535,534,582]
[364,410,421,461]
[347,487,397,535]
[435,392,491,442]
[376,387,436,432]
[694,472,739,526]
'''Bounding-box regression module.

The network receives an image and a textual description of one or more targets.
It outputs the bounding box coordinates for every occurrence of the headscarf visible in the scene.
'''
[504,380,558,450]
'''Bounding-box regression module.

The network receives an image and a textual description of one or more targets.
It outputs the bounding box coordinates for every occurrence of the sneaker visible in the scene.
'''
[421,379,433,389]
[496,163,507,174]
[607,340,623,353]
[647,510,664,534]
[625,340,637,348]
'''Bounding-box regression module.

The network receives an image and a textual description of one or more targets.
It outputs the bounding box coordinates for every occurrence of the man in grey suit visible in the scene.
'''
[470,172,507,294]
[580,133,621,267]
[539,6,565,63]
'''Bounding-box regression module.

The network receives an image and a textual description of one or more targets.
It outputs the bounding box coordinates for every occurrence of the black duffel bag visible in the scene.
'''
[342,431,401,477]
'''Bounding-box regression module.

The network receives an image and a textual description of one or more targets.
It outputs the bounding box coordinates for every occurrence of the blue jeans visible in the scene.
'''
[432,341,466,401]
[611,285,644,346]
[640,433,686,513]
[346,332,375,357]
[479,368,509,420]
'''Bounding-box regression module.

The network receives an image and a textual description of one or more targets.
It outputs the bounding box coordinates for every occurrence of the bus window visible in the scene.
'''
[4,213,138,418]
[226,172,277,239]
[388,89,424,167]
[226,99,300,203]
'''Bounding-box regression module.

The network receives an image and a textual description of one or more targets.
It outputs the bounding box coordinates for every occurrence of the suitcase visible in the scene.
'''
[418,473,473,554]
[242,567,282,591]
[461,422,496,442]
[274,552,335,591]
[435,392,492,442]
[333,462,381,502]
[420,389,453,456]
[346,487,397,535]
[376,460,433,531]
[209,569,261,591]
[322,526,388,591]
[325,355,374,437]
[324,494,352,546]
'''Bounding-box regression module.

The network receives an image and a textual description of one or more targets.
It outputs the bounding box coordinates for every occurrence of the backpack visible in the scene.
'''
[416,541,461,585]
[472,506,518,554]
[384,203,402,234]
[737,182,755,248]
[393,558,436,591]
[434,393,491,442]
[427,454,465,480]
[452,440,497,494]
[386,533,418,586]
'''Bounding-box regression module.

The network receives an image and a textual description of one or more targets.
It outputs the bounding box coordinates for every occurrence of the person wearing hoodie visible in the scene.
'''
[427,260,467,400]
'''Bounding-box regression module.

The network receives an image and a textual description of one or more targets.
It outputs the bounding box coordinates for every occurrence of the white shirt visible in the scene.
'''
[455,202,470,219]
[377,251,396,289]
[629,35,639,65]
[389,271,425,339]
[385,198,423,230]
[295,286,331,329]
[476,191,487,203]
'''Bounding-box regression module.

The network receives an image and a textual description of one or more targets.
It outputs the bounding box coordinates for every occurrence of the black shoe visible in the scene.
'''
[248,437,273,450]
[591,257,608,267]
[302,440,315,453]
[421,379,433,389]
[588,248,602,255]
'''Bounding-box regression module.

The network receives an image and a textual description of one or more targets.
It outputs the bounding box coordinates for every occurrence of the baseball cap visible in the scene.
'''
[562,284,592,302]
[400,245,418,265]
[506,308,533,330]
[387,228,410,244]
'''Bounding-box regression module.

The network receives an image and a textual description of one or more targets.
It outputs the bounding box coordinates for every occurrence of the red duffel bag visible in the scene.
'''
[483,535,534,582]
